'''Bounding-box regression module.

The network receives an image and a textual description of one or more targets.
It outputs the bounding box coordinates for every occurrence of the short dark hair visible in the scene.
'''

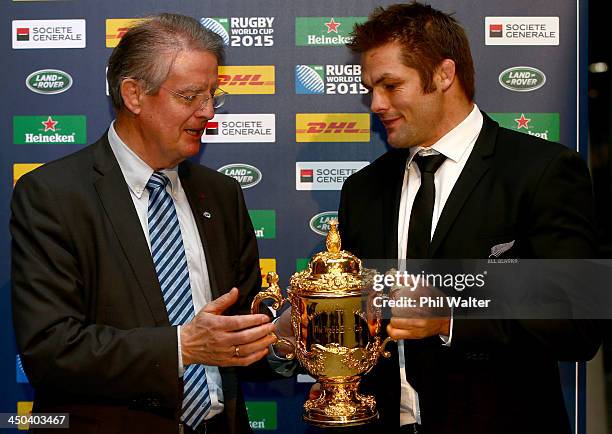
[347,2,475,101]
[107,13,225,110]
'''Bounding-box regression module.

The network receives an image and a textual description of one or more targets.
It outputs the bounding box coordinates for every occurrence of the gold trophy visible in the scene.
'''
[251,220,393,427]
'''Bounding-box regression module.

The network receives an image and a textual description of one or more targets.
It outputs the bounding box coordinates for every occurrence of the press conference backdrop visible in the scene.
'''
[1,0,588,432]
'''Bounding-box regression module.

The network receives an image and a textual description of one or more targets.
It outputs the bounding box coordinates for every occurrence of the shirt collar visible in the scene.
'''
[107,121,179,198]
[408,104,483,165]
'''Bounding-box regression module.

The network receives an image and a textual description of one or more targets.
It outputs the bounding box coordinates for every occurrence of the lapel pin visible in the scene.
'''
[203,211,212,219]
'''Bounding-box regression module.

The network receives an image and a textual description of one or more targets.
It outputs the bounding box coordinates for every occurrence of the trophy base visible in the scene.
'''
[303,376,378,427]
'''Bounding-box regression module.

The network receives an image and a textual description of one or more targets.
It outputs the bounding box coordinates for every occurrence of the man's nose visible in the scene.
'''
[370,90,388,113]
[194,102,215,120]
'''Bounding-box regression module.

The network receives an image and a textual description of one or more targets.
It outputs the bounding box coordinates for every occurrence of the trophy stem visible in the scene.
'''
[303,376,378,427]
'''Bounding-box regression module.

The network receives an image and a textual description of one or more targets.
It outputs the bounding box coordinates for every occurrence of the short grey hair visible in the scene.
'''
[107,13,225,110]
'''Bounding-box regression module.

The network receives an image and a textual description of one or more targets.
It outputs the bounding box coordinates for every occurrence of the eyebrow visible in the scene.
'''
[373,73,400,85]
[177,85,217,95]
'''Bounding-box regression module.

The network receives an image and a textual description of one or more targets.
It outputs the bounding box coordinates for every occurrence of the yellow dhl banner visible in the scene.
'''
[259,258,277,287]
[218,66,275,94]
[13,163,43,186]
[296,113,370,142]
[17,401,33,431]
[106,19,145,47]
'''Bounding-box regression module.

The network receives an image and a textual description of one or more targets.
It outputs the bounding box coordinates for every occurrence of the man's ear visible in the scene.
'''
[120,78,144,115]
[436,59,456,92]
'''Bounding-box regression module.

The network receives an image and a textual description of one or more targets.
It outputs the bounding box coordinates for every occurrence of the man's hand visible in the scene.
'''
[387,280,451,340]
[387,317,450,340]
[181,287,277,367]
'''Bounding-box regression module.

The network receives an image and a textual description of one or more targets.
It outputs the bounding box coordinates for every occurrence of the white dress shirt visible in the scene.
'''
[107,122,224,418]
[396,105,483,425]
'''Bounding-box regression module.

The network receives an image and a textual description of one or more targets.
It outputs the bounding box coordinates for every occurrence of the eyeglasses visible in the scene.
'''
[160,86,228,111]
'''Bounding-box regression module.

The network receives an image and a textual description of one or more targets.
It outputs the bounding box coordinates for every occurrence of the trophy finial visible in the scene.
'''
[266,271,279,287]
[326,219,341,253]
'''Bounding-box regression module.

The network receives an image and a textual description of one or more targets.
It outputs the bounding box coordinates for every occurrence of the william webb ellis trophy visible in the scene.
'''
[251,220,393,427]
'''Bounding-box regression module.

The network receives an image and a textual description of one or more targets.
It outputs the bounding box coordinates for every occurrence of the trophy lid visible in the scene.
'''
[289,219,371,296]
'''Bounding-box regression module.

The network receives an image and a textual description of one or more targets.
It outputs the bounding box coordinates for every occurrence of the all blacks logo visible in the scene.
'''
[218,163,262,189]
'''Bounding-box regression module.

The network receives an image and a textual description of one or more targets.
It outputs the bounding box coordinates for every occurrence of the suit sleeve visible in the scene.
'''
[11,173,180,408]
[225,178,293,380]
[231,178,263,315]
[452,148,601,361]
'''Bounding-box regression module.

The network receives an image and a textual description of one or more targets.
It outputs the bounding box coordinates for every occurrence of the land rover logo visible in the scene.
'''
[498,66,546,92]
[218,163,262,188]
[26,69,73,95]
[309,211,338,236]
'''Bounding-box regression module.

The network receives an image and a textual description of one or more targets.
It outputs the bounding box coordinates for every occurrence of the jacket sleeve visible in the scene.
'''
[11,172,180,409]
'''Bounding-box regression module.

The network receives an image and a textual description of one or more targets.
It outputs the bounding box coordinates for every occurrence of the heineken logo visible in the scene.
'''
[248,210,276,239]
[26,69,72,94]
[498,66,546,92]
[295,17,366,46]
[489,112,560,142]
[13,115,87,144]
[309,211,338,236]
[218,163,262,189]
[246,401,277,430]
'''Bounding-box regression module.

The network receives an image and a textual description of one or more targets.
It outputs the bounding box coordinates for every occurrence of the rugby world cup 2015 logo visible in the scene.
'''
[295,65,325,94]
[200,18,230,45]
[296,64,367,95]
[200,17,275,47]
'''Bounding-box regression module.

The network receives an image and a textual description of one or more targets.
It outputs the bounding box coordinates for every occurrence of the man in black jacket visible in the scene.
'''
[11,14,280,434]
[338,3,601,433]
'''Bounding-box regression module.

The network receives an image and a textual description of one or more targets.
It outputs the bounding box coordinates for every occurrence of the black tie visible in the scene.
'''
[406,153,447,258]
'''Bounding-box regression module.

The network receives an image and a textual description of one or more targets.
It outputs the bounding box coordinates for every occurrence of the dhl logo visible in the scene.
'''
[296,113,370,142]
[218,66,275,94]
[105,19,145,47]
[13,163,43,186]
[259,258,276,287]
[17,401,33,431]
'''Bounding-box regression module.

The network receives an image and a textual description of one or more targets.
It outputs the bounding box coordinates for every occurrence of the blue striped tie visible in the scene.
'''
[146,171,211,429]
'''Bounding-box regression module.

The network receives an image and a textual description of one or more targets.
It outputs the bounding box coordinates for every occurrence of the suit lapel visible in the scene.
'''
[179,162,221,300]
[382,149,410,258]
[92,135,169,325]
[429,113,498,257]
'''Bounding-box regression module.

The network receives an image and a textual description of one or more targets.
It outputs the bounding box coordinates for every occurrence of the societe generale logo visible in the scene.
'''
[12,19,86,49]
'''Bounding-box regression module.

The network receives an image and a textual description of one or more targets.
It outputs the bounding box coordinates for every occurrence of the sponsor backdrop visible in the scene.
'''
[0,0,588,433]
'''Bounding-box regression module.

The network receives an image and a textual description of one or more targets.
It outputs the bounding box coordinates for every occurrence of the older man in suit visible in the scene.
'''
[338,3,601,434]
[11,14,280,434]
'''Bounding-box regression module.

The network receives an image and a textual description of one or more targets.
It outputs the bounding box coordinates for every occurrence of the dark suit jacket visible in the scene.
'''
[11,134,262,434]
[338,113,601,434]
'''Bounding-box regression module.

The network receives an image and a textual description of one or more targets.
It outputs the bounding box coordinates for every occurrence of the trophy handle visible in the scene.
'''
[250,272,296,360]
[379,336,395,358]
